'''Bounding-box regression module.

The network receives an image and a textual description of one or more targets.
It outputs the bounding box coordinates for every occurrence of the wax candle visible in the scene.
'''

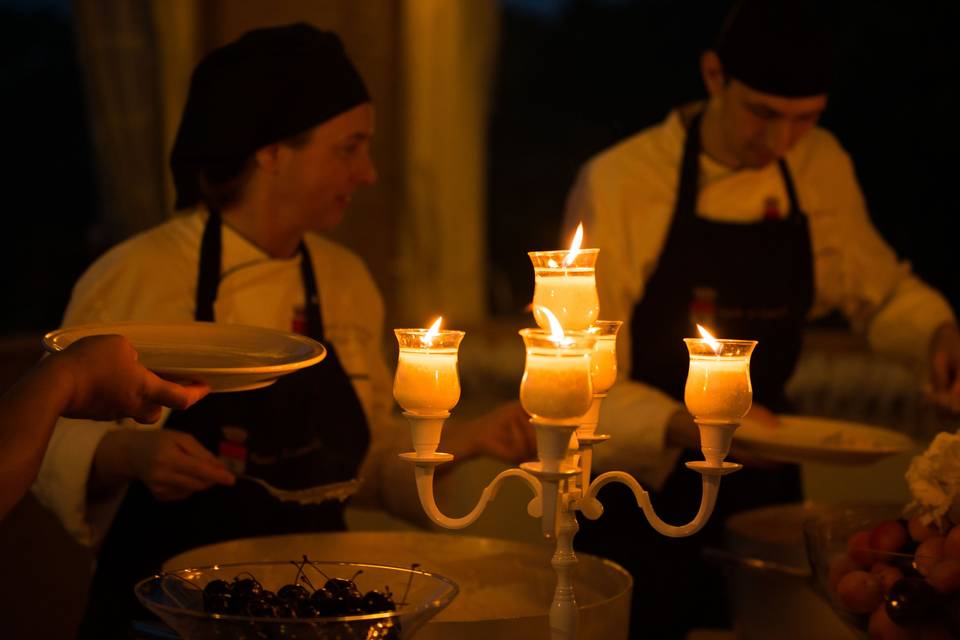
[528,223,599,331]
[683,327,756,424]
[394,320,464,416]
[531,271,599,331]
[588,320,622,395]
[519,320,596,424]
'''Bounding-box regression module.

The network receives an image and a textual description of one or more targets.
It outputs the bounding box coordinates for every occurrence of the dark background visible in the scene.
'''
[0,0,957,329]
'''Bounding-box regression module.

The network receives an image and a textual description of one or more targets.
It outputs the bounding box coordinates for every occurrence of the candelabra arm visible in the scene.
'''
[412,464,543,530]
[574,461,740,538]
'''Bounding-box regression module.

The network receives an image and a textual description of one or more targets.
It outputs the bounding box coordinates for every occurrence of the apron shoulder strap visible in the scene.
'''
[298,242,326,343]
[777,159,803,219]
[673,111,704,222]
[195,211,222,322]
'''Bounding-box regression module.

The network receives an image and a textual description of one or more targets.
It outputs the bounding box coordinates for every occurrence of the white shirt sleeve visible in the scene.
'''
[804,135,956,366]
[31,222,194,546]
[31,266,145,546]
[564,162,684,489]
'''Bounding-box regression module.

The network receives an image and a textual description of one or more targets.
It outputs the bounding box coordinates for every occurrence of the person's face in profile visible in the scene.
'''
[702,52,827,169]
[276,103,378,232]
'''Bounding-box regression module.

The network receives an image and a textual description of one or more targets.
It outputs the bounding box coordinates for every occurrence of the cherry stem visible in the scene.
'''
[400,563,419,606]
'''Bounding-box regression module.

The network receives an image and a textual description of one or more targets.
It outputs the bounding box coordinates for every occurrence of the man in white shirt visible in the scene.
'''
[32,24,534,637]
[565,1,959,636]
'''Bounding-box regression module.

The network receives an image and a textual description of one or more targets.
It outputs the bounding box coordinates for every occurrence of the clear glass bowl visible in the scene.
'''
[135,560,458,639]
[803,504,959,639]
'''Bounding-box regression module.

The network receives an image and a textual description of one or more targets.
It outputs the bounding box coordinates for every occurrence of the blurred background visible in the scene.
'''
[0,0,957,637]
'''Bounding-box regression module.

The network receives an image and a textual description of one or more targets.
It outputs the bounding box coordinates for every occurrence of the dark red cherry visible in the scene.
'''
[232,577,263,601]
[203,592,232,614]
[362,590,396,613]
[886,577,943,627]
[324,577,361,599]
[203,579,232,598]
[277,583,309,603]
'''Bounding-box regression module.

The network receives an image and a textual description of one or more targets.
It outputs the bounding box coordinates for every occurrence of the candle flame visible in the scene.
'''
[423,316,443,346]
[697,324,721,353]
[538,306,567,343]
[563,223,584,267]
[547,258,560,269]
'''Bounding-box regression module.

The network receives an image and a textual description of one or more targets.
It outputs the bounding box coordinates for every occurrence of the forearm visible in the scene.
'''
[866,275,956,366]
[0,357,74,519]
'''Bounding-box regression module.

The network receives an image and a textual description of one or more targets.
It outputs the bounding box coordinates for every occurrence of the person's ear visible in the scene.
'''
[701,50,727,98]
[254,143,283,175]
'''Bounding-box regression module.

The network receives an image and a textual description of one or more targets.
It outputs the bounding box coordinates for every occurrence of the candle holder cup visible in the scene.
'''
[683,338,757,467]
[394,328,465,459]
[529,249,600,331]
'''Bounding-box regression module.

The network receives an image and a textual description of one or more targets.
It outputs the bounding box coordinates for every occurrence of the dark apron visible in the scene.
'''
[77,212,371,638]
[576,111,813,639]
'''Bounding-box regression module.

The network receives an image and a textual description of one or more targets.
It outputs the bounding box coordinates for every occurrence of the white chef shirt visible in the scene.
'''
[32,210,420,545]
[564,109,956,489]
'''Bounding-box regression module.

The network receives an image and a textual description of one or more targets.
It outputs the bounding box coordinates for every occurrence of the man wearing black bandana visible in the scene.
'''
[565,1,960,637]
[32,23,535,637]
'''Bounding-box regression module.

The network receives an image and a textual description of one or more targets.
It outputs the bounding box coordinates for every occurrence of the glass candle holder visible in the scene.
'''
[588,320,622,395]
[682,338,757,424]
[528,248,600,331]
[394,329,465,416]
[519,329,596,424]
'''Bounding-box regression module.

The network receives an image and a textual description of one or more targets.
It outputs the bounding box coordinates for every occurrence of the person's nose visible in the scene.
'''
[357,151,377,186]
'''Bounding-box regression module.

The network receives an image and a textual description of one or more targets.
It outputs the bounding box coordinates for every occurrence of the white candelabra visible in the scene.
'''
[395,235,756,640]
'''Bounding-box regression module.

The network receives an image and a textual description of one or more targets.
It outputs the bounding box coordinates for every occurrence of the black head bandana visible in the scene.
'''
[714,0,833,98]
[170,23,369,209]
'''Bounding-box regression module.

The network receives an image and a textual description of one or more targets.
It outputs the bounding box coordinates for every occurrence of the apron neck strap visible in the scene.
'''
[195,211,326,342]
[195,210,222,322]
[677,110,804,221]
[298,242,325,342]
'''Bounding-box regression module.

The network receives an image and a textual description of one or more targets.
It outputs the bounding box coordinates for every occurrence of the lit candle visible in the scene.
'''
[588,320,622,395]
[394,318,465,416]
[519,308,596,424]
[529,223,599,331]
[683,325,756,424]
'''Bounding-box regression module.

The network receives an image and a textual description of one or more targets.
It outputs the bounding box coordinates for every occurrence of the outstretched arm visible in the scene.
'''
[0,335,209,519]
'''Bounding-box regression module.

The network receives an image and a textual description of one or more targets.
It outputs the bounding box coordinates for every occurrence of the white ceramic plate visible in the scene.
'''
[734,415,915,466]
[43,322,326,392]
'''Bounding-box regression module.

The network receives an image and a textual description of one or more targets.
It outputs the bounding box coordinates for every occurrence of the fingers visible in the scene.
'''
[142,372,211,410]
[134,431,235,502]
[171,437,235,487]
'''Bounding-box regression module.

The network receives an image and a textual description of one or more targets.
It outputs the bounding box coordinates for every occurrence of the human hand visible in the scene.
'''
[667,403,783,468]
[441,401,537,464]
[55,335,209,423]
[101,428,235,501]
[929,323,960,414]
[728,404,784,469]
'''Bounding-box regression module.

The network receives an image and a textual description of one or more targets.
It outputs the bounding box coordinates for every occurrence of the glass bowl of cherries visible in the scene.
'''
[134,557,458,639]
[804,505,960,639]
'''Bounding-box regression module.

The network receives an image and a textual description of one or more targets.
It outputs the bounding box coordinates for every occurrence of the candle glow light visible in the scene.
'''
[394,317,464,416]
[519,308,596,423]
[529,223,599,331]
[683,326,756,424]
[587,320,622,395]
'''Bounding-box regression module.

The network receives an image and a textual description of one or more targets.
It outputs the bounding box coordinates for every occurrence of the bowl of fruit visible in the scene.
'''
[803,504,960,638]
[134,557,458,639]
